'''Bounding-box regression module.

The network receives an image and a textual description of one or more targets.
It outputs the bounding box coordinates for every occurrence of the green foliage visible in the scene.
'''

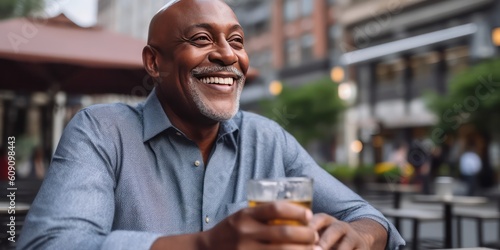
[322,163,375,182]
[0,0,45,20]
[425,58,500,136]
[324,164,356,182]
[259,77,345,145]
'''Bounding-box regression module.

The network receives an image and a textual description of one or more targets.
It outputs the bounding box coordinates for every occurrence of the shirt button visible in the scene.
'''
[176,132,181,136]
[194,160,201,167]
[205,216,210,224]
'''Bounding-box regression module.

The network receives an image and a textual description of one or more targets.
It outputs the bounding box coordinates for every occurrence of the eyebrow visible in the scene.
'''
[185,23,244,34]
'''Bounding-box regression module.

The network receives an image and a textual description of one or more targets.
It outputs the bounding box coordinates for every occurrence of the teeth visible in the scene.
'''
[199,77,234,85]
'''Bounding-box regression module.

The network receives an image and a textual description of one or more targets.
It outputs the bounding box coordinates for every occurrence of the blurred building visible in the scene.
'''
[96,0,500,167]
[231,0,338,104]
[230,0,341,163]
[338,0,500,165]
[97,0,167,40]
[235,0,500,166]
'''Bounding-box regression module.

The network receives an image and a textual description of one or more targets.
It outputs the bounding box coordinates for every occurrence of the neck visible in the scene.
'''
[156,92,220,164]
[174,118,219,165]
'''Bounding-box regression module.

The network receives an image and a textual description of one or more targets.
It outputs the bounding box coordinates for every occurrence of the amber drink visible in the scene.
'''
[247,177,313,226]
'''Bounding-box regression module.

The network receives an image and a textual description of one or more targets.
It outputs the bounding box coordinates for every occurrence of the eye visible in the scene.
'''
[191,34,212,46]
[229,36,244,49]
[195,36,209,41]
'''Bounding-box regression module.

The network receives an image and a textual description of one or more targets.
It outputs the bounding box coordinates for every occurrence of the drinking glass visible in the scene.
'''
[247,177,313,225]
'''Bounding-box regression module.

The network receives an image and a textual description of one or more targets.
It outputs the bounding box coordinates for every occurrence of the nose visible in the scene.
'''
[208,39,238,66]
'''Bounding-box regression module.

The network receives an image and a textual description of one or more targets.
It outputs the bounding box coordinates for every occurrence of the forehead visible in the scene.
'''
[169,0,240,29]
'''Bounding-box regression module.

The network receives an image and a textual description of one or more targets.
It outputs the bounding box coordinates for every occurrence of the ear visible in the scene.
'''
[142,45,160,78]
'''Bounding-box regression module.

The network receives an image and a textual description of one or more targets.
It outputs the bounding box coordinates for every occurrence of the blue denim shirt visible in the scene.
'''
[19,91,404,249]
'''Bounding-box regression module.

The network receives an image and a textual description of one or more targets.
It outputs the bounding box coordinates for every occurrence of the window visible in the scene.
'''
[328,25,342,49]
[245,20,269,37]
[301,0,313,17]
[445,46,469,76]
[376,58,405,85]
[284,0,298,22]
[301,33,315,62]
[410,51,439,81]
[250,50,272,69]
[285,39,301,66]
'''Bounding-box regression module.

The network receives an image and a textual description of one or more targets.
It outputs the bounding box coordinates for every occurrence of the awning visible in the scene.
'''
[0,14,260,95]
[340,23,478,65]
[0,14,146,69]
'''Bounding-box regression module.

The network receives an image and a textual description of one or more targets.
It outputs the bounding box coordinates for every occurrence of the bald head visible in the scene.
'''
[147,0,235,45]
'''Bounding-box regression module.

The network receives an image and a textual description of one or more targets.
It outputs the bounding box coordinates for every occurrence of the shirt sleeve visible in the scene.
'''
[18,109,163,250]
[280,128,405,250]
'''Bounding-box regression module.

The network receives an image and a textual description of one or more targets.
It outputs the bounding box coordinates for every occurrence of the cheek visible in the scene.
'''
[238,51,250,75]
[174,47,208,70]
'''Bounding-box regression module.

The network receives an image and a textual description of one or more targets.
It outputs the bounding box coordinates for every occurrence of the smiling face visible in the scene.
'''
[144,0,249,124]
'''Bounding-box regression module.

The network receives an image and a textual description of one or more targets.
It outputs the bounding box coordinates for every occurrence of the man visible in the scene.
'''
[459,141,481,196]
[19,0,404,249]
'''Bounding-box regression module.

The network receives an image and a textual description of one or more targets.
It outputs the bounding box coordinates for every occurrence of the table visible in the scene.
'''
[413,195,488,249]
[436,248,498,250]
[366,183,421,208]
[366,183,420,230]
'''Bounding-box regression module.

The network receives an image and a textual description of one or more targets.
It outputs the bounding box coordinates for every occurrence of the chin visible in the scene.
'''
[199,104,238,122]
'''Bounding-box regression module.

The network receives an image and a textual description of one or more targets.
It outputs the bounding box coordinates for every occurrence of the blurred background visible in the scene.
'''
[2,0,499,190]
[1,0,500,248]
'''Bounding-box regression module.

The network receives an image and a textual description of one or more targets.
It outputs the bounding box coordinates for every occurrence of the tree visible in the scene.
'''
[426,59,500,137]
[425,58,500,187]
[260,77,345,147]
[0,0,45,20]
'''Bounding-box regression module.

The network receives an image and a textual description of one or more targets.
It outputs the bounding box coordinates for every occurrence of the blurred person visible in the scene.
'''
[459,141,482,196]
[407,139,432,194]
[388,141,412,184]
[374,141,413,184]
[18,1,404,249]
[389,141,408,169]
[429,145,444,186]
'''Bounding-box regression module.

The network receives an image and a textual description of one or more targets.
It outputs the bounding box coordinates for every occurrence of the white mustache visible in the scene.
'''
[191,66,244,79]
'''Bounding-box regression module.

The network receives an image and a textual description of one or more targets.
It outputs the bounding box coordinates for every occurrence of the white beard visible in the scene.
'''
[187,76,244,122]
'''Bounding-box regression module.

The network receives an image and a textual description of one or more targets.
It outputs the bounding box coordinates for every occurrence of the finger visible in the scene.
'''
[255,225,316,245]
[335,240,361,250]
[316,220,349,250]
[263,243,317,250]
[249,201,313,225]
[309,213,336,232]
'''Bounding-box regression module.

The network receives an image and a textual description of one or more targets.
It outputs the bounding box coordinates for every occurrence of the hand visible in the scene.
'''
[199,201,318,250]
[310,214,386,250]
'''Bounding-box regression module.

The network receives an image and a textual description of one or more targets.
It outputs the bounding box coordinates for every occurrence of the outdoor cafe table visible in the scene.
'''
[366,183,420,230]
[366,183,421,209]
[413,195,488,249]
[436,248,498,250]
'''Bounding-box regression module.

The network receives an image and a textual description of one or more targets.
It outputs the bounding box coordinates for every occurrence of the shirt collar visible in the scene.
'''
[142,90,173,142]
[142,90,239,142]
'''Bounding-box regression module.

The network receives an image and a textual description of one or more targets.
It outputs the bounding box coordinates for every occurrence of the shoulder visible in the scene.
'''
[231,111,300,151]
[232,110,285,134]
[80,102,141,120]
[65,102,144,139]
